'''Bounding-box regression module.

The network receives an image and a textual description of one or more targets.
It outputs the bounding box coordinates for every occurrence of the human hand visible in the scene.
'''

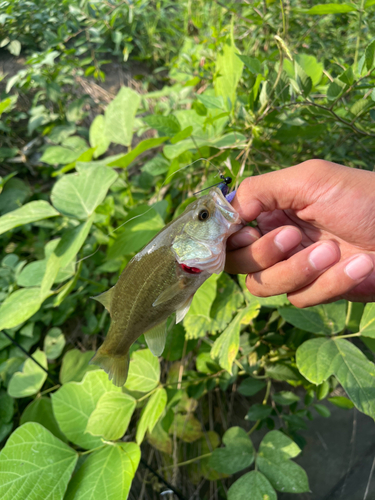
[225,160,375,307]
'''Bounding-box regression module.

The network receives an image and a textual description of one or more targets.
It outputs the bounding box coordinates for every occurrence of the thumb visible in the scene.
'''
[231,160,332,222]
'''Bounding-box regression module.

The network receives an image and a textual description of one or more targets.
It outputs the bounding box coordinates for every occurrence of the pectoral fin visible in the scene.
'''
[176,295,194,324]
[92,286,114,315]
[144,321,168,356]
[153,281,185,307]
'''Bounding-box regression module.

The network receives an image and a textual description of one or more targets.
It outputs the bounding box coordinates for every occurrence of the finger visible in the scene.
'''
[245,241,340,297]
[288,254,374,308]
[225,226,302,275]
[227,226,261,250]
[231,160,342,222]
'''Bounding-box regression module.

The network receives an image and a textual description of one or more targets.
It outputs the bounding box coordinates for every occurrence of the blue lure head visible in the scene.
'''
[218,175,232,197]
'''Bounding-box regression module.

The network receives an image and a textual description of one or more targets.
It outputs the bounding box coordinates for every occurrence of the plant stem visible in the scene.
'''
[40,384,60,396]
[334,332,362,339]
[160,452,212,470]
[354,0,366,68]
[345,301,353,329]
[79,444,106,456]
[137,386,159,403]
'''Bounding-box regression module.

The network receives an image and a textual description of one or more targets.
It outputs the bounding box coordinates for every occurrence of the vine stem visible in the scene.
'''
[334,332,362,340]
[344,301,353,331]
[137,386,159,403]
[354,0,366,68]
[160,452,213,470]
[247,379,272,436]
[79,444,106,456]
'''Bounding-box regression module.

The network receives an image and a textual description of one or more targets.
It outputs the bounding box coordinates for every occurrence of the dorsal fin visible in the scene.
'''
[92,286,114,315]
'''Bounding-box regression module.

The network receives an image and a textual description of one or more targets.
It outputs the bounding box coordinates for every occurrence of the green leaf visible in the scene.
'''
[0,200,59,235]
[365,39,375,71]
[143,114,181,135]
[104,87,141,146]
[197,95,225,109]
[265,363,300,382]
[17,258,74,288]
[0,390,14,424]
[327,80,345,100]
[8,40,21,56]
[174,413,203,442]
[65,442,140,500]
[313,404,331,418]
[365,0,375,7]
[52,370,122,449]
[272,391,300,406]
[295,53,324,86]
[305,4,356,14]
[107,205,164,260]
[0,423,77,500]
[228,471,277,500]
[20,397,67,442]
[107,137,169,168]
[339,66,355,85]
[236,54,261,74]
[0,288,43,331]
[184,274,219,339]
[246,404,273,422]
[40,144,87,165]
[278,301,346,335]
[238,377,266,397]
[211,273,244,331]
[211,306,258,373]
[360,303,375,337]
[51,165,117,219]
[295,62,312,96]
[86,391,136,441]
[44,327,66,360]
[257,430,309,493]
[89,115,111,158]
[215,40,244,107]
[60,349,97,384]
[328,396,354,409]
[136,387,167,444]
[296,337,375,418]
[170,125,193,144]
[209,427,255,474]
[40,217,93,296]
[125,349,160,392]
[8,349,47,398]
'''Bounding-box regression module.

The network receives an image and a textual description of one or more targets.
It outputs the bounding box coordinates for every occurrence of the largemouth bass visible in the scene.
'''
[90,187,243,386]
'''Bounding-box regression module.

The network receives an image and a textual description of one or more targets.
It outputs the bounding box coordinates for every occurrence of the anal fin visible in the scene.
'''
[92,286,114,315]
[144,321,168,356]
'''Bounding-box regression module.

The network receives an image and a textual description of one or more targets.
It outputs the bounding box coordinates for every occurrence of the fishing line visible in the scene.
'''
[0,330,59,385]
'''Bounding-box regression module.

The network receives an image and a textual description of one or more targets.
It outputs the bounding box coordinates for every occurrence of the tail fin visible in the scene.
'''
[90,349,130,387]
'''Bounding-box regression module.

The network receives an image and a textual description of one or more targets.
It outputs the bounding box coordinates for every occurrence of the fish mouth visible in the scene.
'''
[210,187,244,226]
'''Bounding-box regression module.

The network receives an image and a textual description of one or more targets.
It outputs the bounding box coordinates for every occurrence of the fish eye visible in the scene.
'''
[198,209,210,221]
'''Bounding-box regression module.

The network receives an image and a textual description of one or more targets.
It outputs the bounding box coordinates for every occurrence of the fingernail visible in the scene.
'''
[274,227,301,252]
[345,255,373,280]
[230,229,259,249]
[309,243,338,271]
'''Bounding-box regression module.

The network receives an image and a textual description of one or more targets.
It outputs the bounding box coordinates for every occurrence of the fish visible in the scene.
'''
[90,186,244,386]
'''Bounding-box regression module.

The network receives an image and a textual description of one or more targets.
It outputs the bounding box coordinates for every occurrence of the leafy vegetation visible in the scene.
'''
[2,0,375,499]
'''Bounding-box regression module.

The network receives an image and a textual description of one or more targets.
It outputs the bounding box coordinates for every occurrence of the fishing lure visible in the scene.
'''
[91,179,242,386]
